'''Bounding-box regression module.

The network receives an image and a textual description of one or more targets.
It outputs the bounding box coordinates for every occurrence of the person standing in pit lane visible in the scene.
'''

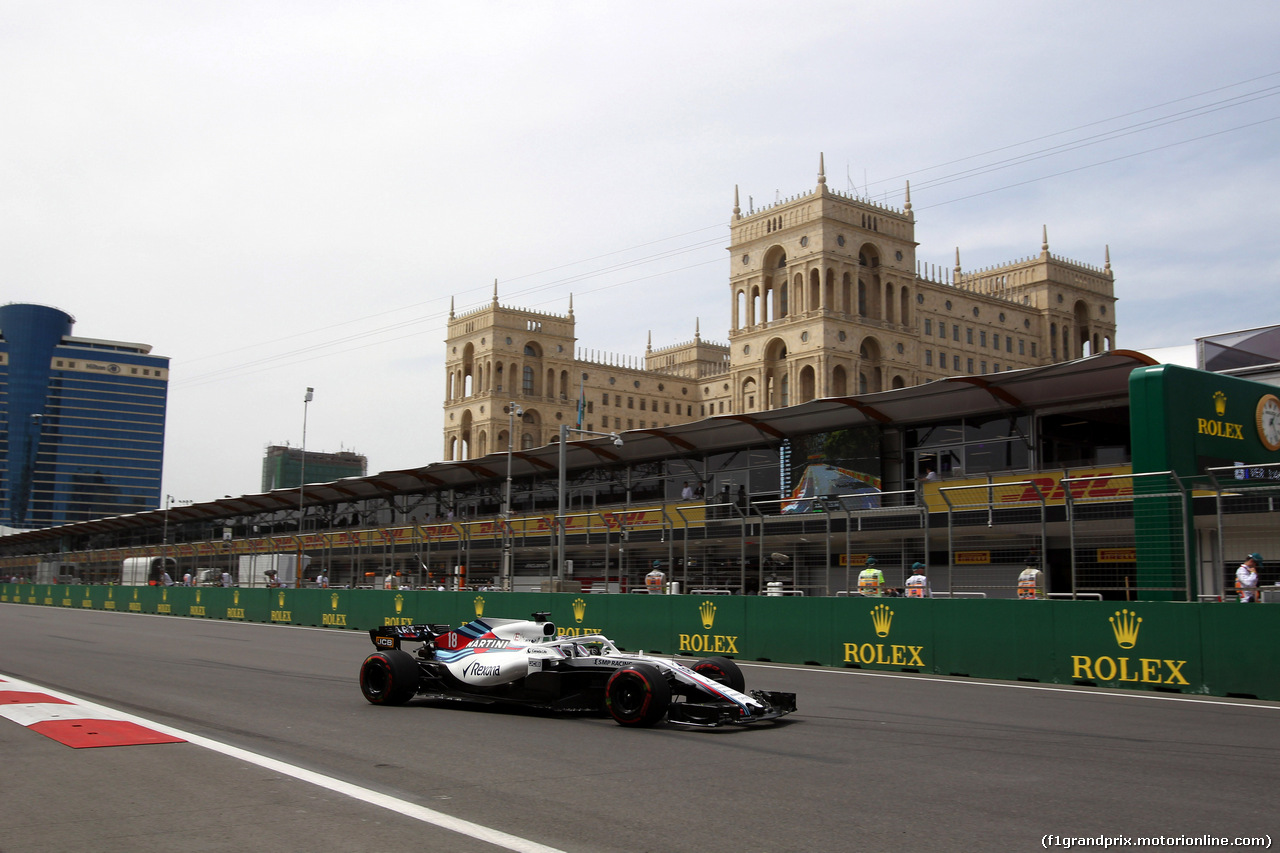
[1017,558,1045,600]
[645,561,666,593]
[1236,553,1262,603]
[857,557,884,597]
[905,562,931,598]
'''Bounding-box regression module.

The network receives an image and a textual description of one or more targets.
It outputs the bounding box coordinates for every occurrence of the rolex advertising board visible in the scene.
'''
[1055,602,1201,692]
[1129,363,1280,479]
[1129,365,1280,599]
[834,596,933,673]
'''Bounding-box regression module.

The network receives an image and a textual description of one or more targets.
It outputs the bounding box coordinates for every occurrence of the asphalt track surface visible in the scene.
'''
[1,603,1276,853]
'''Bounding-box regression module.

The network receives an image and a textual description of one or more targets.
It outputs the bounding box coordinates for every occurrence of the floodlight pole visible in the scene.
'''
[502,402,523,592]
[298,387,313,588]
[557,423,622,586]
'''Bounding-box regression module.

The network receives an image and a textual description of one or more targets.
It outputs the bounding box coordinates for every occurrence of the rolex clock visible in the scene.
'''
[1257,394,1280,452]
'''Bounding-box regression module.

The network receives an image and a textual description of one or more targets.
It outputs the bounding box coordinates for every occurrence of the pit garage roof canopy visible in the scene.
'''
[2,350,1157,549]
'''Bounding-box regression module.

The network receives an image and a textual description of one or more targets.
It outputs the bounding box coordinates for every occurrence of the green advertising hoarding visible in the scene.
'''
[1129,364,1280,598]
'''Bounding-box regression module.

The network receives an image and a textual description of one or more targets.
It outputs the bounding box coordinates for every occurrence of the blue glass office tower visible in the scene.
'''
[1,303,169,529]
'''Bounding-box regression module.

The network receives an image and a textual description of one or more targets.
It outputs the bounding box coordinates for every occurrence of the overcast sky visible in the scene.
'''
[5,2,1279,506]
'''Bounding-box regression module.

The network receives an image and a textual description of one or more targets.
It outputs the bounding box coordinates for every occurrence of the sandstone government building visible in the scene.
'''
[444,155,1116,465]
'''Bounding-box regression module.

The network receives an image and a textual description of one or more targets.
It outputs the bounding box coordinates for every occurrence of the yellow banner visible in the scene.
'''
[921,465,1134,512]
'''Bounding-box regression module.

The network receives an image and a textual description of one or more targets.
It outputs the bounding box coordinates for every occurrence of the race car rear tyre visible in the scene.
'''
[360,649,419,705]
[691,656,745,693]
[605,663,671,727]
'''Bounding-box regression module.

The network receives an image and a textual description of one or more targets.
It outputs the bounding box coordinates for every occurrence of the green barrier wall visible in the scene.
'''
[3,584,1276,700]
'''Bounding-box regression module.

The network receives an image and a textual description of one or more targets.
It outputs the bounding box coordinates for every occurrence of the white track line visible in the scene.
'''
[728,659,1280,711]
[0,673,566,853]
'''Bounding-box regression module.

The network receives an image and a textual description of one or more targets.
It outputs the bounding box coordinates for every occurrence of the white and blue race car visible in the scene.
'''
[359,611,797,728]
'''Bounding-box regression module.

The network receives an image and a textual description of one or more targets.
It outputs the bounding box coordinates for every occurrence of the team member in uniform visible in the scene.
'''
[1236,553,1262,603]
[905,562,931,598]
[1017,558,1045,600]
[857,557,884,597]
[645,561,667,593]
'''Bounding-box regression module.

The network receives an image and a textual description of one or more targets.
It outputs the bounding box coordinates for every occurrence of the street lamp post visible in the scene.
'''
[502,402,523,592]
[557,423,623,586]
[298,387,313,588]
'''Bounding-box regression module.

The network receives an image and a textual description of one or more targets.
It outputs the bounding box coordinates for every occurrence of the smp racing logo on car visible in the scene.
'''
[557,597,603,637]
[1070,609,1189,686]
[843,604,926,668]
[678,600,740,654]
[323,591,347,627]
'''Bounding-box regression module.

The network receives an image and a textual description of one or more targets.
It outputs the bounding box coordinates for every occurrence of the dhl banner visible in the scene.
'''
[921,465,1135,513]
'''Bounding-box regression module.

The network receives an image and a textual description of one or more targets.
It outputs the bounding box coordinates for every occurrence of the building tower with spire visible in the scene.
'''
[442,156,1116,460]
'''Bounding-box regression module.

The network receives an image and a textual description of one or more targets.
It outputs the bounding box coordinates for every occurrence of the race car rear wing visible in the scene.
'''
[368,624,452,650]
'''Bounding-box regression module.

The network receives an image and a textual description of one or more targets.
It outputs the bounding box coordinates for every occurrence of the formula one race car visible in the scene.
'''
[359,612,797,728]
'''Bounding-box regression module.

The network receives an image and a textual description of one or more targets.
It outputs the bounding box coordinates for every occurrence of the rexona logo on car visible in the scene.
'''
[842,604,926,668]
[678,599,740,654]
[1070,609,1190,685]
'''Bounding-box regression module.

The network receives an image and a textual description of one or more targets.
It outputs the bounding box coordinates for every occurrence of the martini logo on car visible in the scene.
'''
[842,604,925,667]
[678,600,739,654]
[1071,610,1188,685]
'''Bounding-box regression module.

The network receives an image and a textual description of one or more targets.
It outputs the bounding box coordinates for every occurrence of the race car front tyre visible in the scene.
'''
[691,656,745,693]
[605,663,671,727]
[360,649,419,705]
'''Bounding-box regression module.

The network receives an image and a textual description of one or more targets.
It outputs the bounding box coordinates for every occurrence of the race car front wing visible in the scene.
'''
[667,689,798,728]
